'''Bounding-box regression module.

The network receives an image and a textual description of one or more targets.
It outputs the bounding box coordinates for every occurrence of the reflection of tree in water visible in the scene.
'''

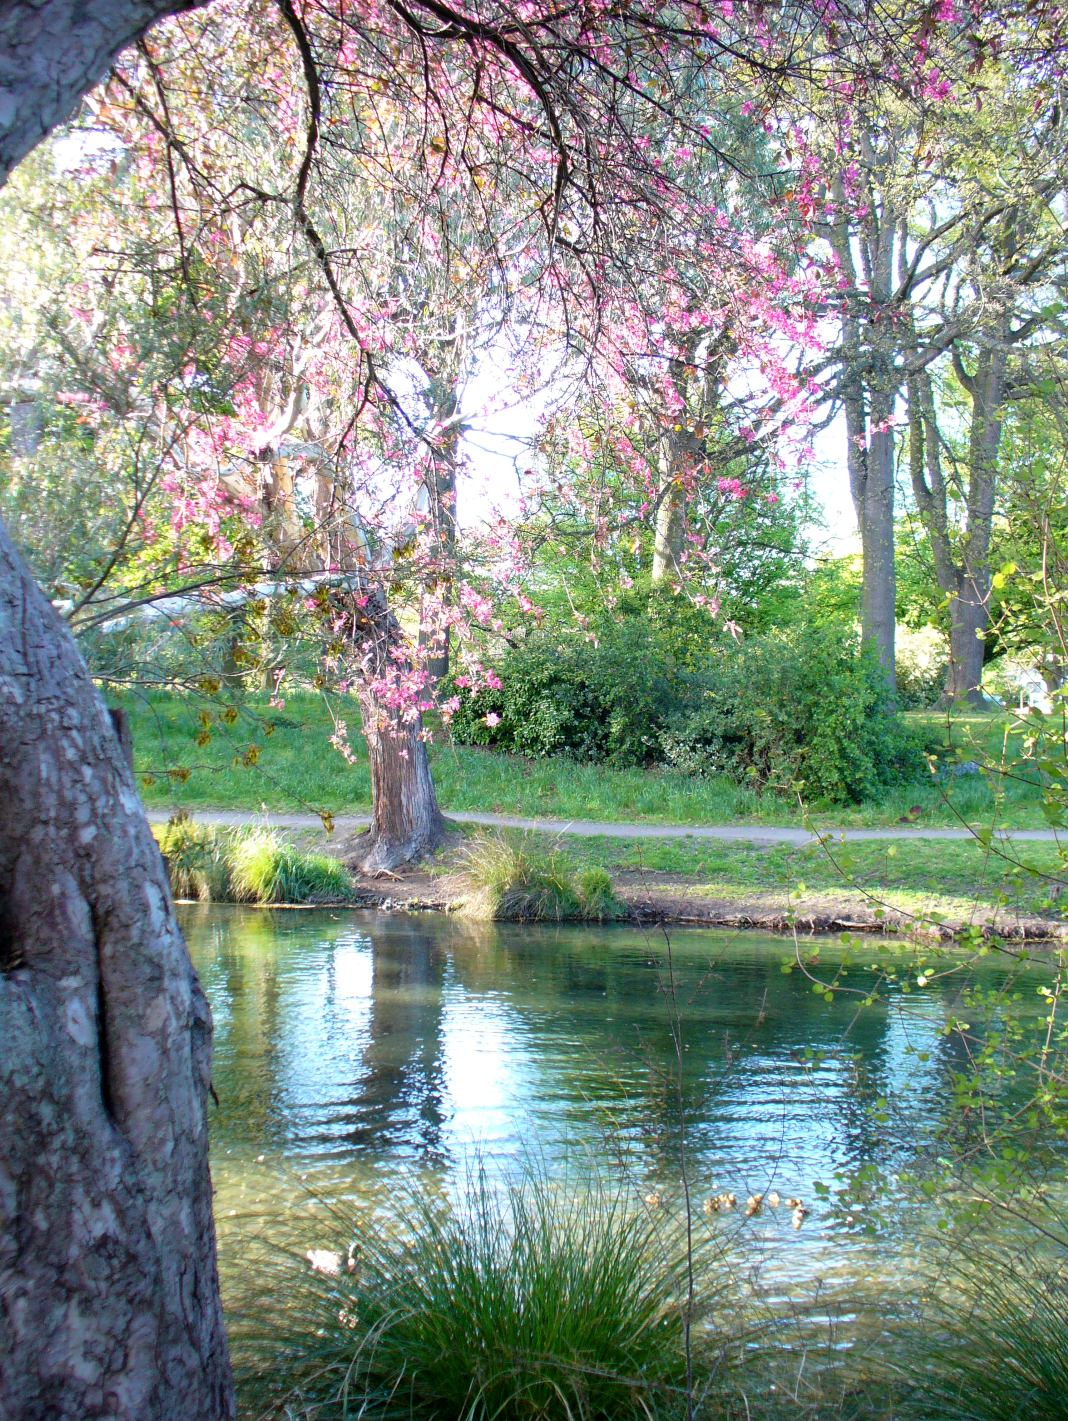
[187,908,454,1164]
[740,949,1031,1195]
[921,955,1051,1175]
[567,946,905,1190]
[189,909,1023,1201]
[187,907,295,1151]
[344,918,449,1165]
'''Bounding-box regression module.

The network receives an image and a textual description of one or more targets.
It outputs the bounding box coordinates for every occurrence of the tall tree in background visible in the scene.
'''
[801,46,1068,696]
[822,134,903,685]
[902,76,1068,702]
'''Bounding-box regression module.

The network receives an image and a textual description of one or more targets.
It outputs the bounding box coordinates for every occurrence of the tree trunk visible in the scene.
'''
[844,385,897,687]
[908,373,988,708]
[2,1,234,1412]
[418,368,460,684]
[342,582,447,873]
[908,345,1004,708]
[651,426,686,585]
[355,696,448,873]
[108,703,134,767]
[0,0,209,185]
[944,596,988,704]
[0,518,233,1419]
[830,176,900,688]
[861,415,897,684]
[949,345,1004,706]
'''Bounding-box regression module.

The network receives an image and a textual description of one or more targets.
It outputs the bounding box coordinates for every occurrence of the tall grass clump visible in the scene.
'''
[463,835,622,921]
[917,1253,1068,1420]
[574,864,620,921]
[157,812,231,901]
[228,830,355,905]
[234,1174,728,1421]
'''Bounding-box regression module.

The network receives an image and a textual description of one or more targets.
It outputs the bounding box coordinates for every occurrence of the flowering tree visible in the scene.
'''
[10,0,831,871]
[4,0,1067,1415]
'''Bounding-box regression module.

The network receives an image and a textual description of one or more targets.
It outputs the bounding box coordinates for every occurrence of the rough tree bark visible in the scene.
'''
[1,3,235,1416]
[0,520,233,1419]
[357,698,448,872]
[0,0,209,185]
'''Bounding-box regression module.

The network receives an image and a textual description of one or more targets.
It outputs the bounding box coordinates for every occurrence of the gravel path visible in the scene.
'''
[145,808,1064,844]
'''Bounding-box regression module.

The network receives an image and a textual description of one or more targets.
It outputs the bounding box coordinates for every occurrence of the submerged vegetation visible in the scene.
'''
[226,1168,1068,1421]
[156,815,354,905]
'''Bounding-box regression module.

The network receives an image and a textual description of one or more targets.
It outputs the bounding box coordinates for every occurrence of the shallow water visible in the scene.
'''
[183,904,1033,1305]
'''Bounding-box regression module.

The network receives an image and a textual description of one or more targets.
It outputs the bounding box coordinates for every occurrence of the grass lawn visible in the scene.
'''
[121,690,1051,831]
[547,831,1067,921]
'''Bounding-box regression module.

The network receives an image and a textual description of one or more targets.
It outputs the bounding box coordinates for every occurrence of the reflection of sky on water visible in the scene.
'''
[187,906,1036,1291]
[190,909,951,1176]
[440,986,540,1150]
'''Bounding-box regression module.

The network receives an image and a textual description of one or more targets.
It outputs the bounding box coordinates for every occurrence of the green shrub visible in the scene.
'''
[895,625,949,710]
[660,625,922,804]
[157,820,354,904]
[157,813,231,901]
[228,830,354,905]
[575,864,621,921]
[449,617,922,804]
[234,1174,725,1421]
[448,621,678,767]
[462,835,622,921]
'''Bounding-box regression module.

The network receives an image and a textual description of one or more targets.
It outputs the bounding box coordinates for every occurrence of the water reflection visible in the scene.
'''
[189,906,1068,1308]
[185,905,973,1210]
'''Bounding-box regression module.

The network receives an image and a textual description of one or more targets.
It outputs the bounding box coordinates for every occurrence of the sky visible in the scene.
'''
[807,419,862,556]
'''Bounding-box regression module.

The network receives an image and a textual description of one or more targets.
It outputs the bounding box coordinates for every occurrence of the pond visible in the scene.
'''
[184,904,1029,1312]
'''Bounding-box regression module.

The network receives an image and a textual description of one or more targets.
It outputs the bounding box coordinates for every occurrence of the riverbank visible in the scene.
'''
[160,817,1068,940]
[343,832,1068,940]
